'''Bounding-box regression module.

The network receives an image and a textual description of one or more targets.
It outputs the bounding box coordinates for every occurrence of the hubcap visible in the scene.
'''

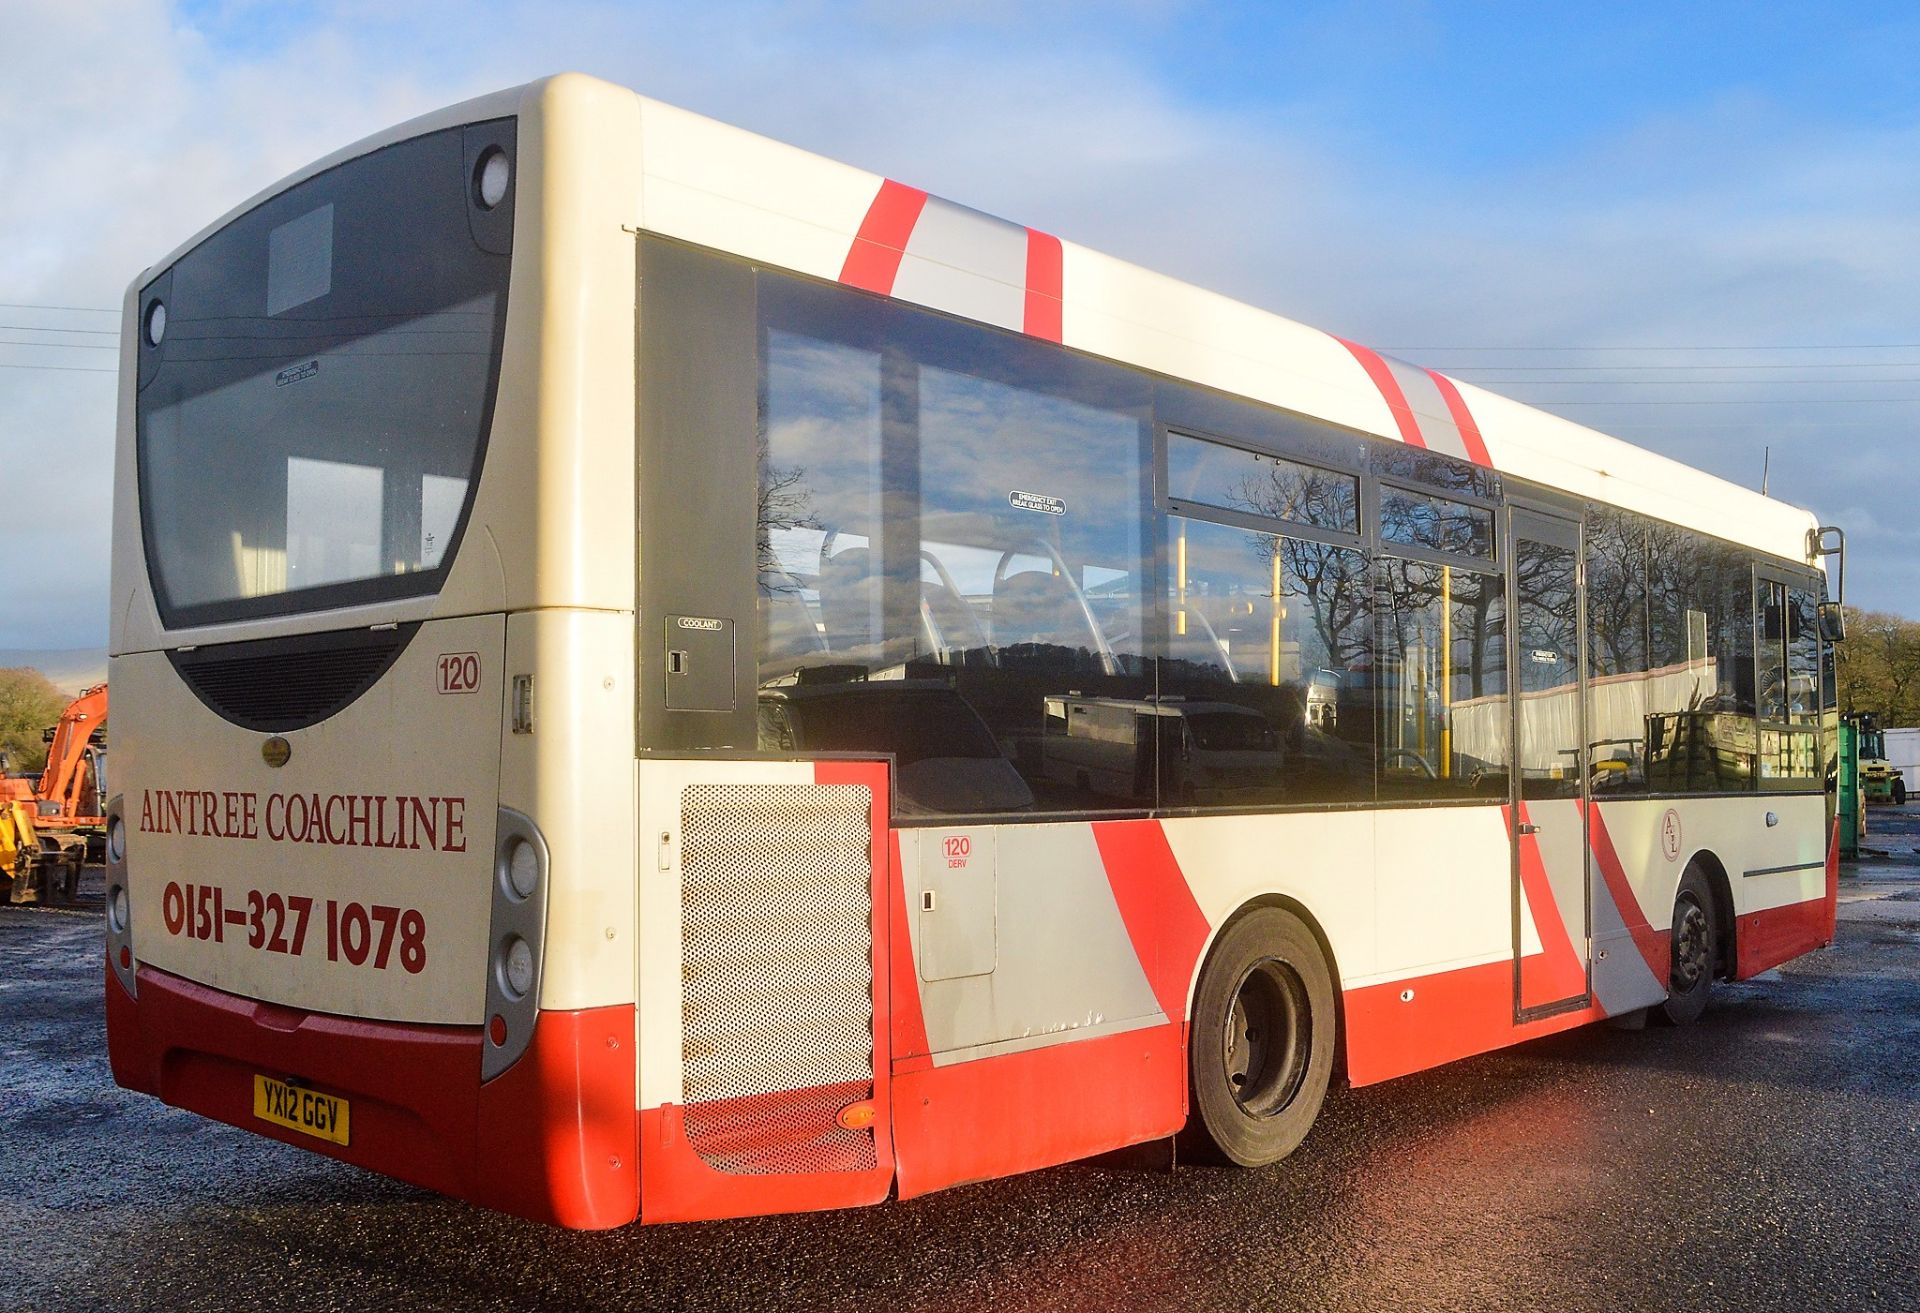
[1223,958,1310,1118]
[1672,895,1711,989]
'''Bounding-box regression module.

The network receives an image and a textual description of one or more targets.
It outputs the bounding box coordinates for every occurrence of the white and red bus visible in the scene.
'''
[106,74,1844,1228]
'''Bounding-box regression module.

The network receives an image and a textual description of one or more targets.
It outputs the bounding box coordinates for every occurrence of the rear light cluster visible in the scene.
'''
[105,799,137,995]
[483,812,550,1080]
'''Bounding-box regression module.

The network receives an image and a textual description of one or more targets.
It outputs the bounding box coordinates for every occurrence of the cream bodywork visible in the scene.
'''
[110,75,642,1022]
[112,616,504,1024]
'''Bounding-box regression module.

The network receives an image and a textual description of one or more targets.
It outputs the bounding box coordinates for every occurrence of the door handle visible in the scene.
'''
[1515,822,1539,835]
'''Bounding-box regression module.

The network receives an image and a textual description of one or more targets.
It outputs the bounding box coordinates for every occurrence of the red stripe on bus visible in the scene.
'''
[1425,368,1494,468]
[1023,228,1064,342]
[1507,802,1587,1008]
[1344,959,1602,1087]
[1090,819,1213,1022]
[1582,802,1669,988]
[885,829,933,1063]
[892,1022,1184,1200]
[839,179,929,294]
[1336,337,1427,448]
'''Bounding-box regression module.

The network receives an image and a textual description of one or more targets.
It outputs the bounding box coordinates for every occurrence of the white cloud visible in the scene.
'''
[2,0,1916,647]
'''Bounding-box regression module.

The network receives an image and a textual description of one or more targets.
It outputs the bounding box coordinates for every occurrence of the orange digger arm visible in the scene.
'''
[36,683,107,825]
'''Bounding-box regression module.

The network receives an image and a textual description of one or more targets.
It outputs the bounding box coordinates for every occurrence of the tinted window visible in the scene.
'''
[1377,557,1508,799]
[1162,516,1375,804]
[1644,525,1758,791]
[1370,445,1499,499]
[1586,508,1650,794]
[1380,487,1494,559]
[1166,432,1359,534]
[137,121,513,625]
[1758,583,1821,790]
[1512,528,1581,799]
[1787,587,1821,725]
[758,275,1152,817]
[1757,580,1788,722]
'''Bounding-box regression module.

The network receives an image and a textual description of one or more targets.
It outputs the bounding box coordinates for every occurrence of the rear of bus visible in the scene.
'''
[104,77,644,1227]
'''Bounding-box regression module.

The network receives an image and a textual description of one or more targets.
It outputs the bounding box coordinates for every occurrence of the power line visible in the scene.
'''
[0,323,119,336]
[1471,377,1920,386]
[1449,361,1920,373]
[0,361,116,373]
[0,301,118,314]
[1526,397,1918,406]
[1390,342,1920,352]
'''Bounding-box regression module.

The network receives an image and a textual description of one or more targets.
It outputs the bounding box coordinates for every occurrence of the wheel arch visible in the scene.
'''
[1682,847,1737,980]
[1186,893,1350,1081]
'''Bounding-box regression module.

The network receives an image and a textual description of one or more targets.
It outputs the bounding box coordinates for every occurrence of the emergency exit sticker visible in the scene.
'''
[1009,490,1066,516]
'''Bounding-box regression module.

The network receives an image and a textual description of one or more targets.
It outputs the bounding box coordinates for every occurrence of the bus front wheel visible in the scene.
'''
[1659,868,1718,1026]
[1185,906,1335,1167]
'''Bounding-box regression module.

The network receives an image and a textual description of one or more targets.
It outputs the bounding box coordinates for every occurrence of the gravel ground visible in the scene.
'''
[4,826,1919,1313]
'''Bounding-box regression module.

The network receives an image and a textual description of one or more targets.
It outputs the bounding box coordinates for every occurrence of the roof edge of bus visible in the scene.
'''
[611,86,1826,562]
[123,75,590,300]
[119,72,1830,568]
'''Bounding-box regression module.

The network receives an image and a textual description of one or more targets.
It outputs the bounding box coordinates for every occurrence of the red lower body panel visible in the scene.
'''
[106,963,637,1228]
[1734,821,1839,979]
[1734,895,1834,979]
[892,1022,1186,1200]
[1343,960,1603,1088]
[638,1086,893,1224]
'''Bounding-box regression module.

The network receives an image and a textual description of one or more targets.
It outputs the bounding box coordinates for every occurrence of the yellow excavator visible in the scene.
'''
[0,796,46,904]
[0,683,104,904]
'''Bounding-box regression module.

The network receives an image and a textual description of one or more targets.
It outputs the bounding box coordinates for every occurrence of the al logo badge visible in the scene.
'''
[1660,809,1683,863]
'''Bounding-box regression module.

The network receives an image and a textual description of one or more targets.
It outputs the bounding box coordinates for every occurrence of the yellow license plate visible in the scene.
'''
[252,1074,350,1146]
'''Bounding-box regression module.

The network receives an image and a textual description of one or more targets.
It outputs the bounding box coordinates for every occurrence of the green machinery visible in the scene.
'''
[1838,717,1863,859]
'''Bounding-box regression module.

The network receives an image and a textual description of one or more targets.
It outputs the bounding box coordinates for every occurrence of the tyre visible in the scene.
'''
[1660,867,1717,1026]
[1895,779,1907,806]
[1186,906,1336,1166]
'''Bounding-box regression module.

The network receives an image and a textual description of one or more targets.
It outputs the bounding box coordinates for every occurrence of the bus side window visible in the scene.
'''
[1377,555,1508,801]
[1161,515,1374,806]
[1643,525,1758,792]
[1586,506,1650,795]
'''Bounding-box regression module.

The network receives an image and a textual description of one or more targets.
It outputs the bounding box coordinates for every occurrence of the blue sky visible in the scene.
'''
[4,1,1918,647]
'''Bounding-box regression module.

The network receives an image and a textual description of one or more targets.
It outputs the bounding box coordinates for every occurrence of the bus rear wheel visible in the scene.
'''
[1660,868,1717,1026]
[1186,906,1335,1167]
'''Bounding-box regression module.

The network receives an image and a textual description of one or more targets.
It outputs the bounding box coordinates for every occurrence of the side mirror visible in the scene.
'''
[1818,600,1847,643]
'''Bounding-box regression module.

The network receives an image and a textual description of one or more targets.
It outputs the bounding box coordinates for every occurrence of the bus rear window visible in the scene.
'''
[135,121,514,626]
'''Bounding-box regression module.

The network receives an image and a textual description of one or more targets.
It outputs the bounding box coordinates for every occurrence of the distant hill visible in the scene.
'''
[0,649,108,695]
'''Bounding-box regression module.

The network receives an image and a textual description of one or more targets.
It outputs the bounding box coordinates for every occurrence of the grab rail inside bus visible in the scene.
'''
[990,542,1123,676]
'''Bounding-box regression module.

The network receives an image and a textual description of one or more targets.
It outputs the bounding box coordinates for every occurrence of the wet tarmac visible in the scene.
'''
[5,823,1920,1313]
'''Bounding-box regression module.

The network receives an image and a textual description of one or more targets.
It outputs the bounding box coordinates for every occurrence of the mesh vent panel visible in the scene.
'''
[680,783,876,1176]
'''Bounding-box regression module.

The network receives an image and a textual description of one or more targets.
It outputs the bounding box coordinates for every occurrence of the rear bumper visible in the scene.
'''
[106,961,637,1229]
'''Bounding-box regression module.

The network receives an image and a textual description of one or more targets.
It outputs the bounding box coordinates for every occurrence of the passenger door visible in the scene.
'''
[1508,508,1592,1017]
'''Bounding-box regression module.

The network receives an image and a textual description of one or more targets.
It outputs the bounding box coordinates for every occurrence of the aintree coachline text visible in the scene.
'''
[137,789,468,852]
